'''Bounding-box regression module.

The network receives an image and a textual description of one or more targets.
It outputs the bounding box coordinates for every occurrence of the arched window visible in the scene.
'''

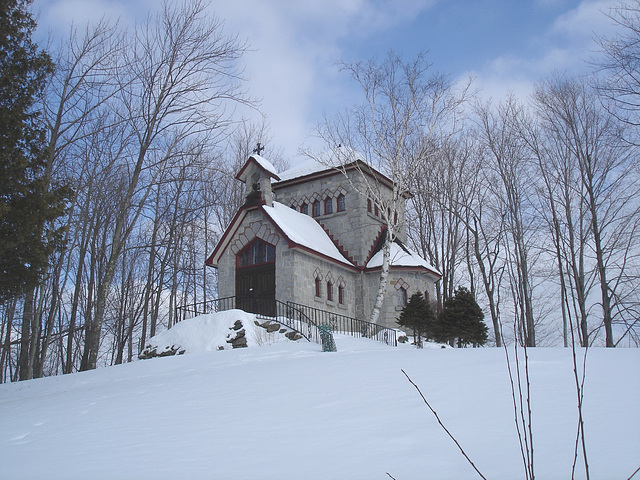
[337,194,345,212]
[312,200,321,217]
[367,198,372,213]
[237,238,276,268]
[374,204,379,217]
[300,203,308,215]
[327,281,333,301]
[324,197,333,215]
[315,276,322,297]
[338,285,345,304]
[397,287,407,307]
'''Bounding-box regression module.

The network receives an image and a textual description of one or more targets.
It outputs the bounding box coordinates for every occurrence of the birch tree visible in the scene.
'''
[315,52,468,324]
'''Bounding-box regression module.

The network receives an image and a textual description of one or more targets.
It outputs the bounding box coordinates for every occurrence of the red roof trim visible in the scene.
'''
[364,264,442,279]
[273,160,393,191]
[319,222,357,267]
[364,226,387,266]
[290,243,360,272]
[206,203,357,271]
[205,206,253,267]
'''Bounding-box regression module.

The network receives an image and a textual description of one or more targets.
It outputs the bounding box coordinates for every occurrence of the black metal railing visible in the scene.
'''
[176,297,237,322]
[176,297,318,343]
[285,301,397,347]
[175,297,397,347]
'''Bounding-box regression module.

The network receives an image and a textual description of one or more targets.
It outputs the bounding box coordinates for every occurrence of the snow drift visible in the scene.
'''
[0,311,638,479]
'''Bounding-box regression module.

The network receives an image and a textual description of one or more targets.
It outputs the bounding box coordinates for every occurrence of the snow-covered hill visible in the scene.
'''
[1,311,638,479]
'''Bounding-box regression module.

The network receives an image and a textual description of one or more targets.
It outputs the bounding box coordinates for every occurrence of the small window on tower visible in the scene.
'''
[312,200,321,217]
[327,281,333,301]
[300,203,308,215]
[337,194,345,212]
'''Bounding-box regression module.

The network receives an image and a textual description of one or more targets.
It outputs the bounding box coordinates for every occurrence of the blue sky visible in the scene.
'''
[33,0,620,162]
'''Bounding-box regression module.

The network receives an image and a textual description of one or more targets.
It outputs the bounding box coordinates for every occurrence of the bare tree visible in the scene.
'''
[475,97,540,347]
[314,52,468,324]
[455,138,508,347]
[408,136,470,310]
[595,0,640,143]
[80,0,250,370]
[532,76,639,347]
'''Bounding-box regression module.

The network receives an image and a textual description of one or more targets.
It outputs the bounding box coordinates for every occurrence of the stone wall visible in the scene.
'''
[360,269,437,330]
[273,170,398,267]
[216,208,359,318]
[288,249,356,318]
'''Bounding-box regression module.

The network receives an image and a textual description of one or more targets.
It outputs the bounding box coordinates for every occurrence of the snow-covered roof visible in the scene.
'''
[263,202,354,267]
[250,154,279,178]
[277,146,368,183]
[277,157,330,182]
[366,242,439,274]
[236,154,280,182]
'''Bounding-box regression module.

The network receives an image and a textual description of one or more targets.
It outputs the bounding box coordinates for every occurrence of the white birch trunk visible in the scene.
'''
[369,234,391,325]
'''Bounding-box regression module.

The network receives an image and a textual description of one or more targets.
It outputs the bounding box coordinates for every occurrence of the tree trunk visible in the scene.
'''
[0,299,16,383]
[18,290,34,380]
[370,233,392,325]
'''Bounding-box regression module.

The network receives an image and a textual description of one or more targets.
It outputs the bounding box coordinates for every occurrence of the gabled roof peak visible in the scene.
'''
[235,154,280,182]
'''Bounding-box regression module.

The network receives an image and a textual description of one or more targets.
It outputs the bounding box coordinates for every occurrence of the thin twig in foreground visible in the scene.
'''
[401,369,487,480]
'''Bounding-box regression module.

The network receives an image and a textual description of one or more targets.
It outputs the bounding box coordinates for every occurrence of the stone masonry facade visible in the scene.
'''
[207,155,440,330]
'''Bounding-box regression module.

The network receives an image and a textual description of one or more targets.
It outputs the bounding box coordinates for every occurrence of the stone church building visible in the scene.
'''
[205,150,441,330]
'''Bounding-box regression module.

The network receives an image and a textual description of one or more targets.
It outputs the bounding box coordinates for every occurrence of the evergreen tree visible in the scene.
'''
[0,0,64,303]
[397,291,435,347]
[435,287,488,347]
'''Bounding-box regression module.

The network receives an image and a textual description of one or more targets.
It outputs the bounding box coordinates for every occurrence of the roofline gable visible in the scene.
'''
[206,203,357,270]
[205,207,251,267]
[274,159,391,190]
[235,154,281,182]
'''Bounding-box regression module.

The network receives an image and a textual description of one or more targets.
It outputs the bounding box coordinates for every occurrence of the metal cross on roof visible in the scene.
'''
[253,142,265,155]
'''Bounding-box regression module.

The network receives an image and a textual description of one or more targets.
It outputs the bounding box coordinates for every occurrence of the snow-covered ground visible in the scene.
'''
[1,311,638,479]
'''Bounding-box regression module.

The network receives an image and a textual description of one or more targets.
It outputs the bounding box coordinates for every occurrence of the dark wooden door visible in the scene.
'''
[236,263,276,316]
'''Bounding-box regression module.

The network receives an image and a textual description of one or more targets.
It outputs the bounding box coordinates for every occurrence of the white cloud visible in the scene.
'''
[552,0,617,37]
[205,0,440,161]
[470,0,618,105]
[30,0,449,162]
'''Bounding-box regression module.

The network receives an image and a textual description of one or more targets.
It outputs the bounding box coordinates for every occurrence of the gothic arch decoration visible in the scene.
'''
[229,221,279,256]
[395,278,410,308]
[394,278,410,291]
[336,275,347,304]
